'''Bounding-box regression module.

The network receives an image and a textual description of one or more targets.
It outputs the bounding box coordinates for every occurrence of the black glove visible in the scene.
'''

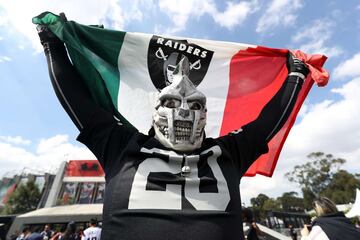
[37,25,62,46]
[286,52,309,79]
[36,12,67,46]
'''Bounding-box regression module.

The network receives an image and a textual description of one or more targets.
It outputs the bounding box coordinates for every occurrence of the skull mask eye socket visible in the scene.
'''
[167,65,176,72]
[162,98,181,108]
[188,101,203,110]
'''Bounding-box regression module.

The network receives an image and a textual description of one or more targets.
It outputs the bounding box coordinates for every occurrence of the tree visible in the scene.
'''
[251,193,269,209]
[2,181,41,215]
[250,193,270,220]
[286,152,360,209]
[302,188,316,211]
[250,192,306,222]
[286,152,345,194]
[277,191,304,212]
[250,194,281,220]
[321,170,360,204]
[262,198,281,212]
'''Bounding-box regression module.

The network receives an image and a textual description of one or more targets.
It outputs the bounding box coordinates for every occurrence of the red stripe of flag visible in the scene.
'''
[220,46,327,177]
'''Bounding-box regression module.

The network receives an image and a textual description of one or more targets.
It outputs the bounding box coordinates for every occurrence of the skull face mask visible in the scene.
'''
[153,57,207,152]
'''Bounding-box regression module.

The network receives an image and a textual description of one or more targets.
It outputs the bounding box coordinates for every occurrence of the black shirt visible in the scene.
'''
[78,117,268,240]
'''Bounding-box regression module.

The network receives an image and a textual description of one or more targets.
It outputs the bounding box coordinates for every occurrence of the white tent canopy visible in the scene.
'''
[346,189,360,218]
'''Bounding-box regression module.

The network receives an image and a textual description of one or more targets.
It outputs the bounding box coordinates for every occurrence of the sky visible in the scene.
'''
[0,0,360,205]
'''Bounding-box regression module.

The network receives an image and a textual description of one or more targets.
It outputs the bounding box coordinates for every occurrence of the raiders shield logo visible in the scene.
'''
[147,35,214,91]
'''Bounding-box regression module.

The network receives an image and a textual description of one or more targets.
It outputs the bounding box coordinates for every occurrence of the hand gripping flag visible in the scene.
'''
[33,12,329,177]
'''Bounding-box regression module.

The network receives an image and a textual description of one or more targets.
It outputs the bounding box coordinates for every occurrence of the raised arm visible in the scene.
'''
[218,53,309,174]
[38,25,136,170]
[38,25,115,130]
[242,53,309,143]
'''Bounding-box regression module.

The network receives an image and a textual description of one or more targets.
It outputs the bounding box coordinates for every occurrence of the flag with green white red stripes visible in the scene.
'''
[32,12,329,177]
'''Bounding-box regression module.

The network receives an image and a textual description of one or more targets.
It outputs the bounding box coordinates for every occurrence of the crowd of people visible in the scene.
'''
[11,218,101,240]
[6,198,360,240]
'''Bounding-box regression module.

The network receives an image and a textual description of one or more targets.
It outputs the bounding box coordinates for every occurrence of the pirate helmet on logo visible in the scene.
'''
[163,52,184,86]
[147,35,214,91]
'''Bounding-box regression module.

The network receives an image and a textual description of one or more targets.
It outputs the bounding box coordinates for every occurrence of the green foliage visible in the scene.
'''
[263,198,281,212]
[286,152,345,193]
[251,193,269,208]
[250,191,305,221]
[250,193,281,220]
[250,152,359,219]
[277,191,304,212]
[2,181,41,215]
[286,152,360,209]
[251,193,270,220]
[301,188,316,210]
[321,170,360,203]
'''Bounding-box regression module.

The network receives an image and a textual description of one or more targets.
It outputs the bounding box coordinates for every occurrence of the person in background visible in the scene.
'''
[76,226,84,240]
[50,225,66,240]
[25,226,43,240]
[301,197,360,240]
[355,217,360,229]
[9,230,21,240]
[50,222,80,240]
[81,219,101,240]
[62,221,81,240]
[40,224,54,240]
[288,224,297,240]
[242,208,262,240]
[16,227,30,240]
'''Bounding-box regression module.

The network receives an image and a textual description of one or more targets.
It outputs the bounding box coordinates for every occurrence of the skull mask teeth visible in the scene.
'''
[153,56,207,152]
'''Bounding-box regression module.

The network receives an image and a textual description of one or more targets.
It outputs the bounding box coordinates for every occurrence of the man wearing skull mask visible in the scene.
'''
[38,24,309,240]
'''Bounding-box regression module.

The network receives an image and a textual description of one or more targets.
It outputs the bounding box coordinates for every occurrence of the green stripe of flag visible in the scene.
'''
[32,12,132,127]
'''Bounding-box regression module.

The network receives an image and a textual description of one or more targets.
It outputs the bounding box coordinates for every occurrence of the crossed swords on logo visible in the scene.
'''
[155,47,202,70]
